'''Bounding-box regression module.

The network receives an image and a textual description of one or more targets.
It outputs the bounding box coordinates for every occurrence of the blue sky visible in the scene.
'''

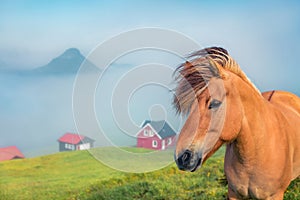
[1,1,299,70]
[0,0,300,156]
[0,0,300,94]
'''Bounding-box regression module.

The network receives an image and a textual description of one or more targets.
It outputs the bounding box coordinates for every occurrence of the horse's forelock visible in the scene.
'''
[173,46,261,115]
[173,48,222,114]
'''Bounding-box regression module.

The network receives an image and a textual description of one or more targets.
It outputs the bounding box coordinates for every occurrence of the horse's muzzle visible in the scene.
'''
[175,149,202,172]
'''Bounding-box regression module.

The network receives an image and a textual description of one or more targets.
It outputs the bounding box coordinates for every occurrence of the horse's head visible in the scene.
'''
[174,47,245,172]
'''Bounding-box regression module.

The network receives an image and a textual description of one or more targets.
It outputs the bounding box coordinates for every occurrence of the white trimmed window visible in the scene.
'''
[65,143,74,150]
[149,130,154,137]
[144,128,155,137]
[152,140,158,148]
[144,129,149,136]
[168,138,172,145]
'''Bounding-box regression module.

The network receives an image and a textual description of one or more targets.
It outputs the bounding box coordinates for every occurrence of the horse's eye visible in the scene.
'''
[208,99,222,109]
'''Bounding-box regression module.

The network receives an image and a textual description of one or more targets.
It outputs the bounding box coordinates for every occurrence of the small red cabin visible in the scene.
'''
[136,120,177,150]
[57,133,95,152]
[0,146,25,162]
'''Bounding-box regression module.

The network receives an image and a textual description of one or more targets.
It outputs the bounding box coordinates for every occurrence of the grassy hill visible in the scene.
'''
[0,147,299,200]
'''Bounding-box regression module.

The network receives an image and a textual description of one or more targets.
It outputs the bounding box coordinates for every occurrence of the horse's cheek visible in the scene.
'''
[221,102,243,141]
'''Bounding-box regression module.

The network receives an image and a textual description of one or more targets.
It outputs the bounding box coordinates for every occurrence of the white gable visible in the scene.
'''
[135,124,162,140]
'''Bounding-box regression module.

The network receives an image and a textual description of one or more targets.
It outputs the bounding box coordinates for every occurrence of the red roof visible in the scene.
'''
[0,146,25,162]
[58,133,86,145]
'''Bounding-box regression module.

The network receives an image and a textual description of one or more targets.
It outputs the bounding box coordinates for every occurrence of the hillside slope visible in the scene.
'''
[0,147,299,200]
[0,149,123,199]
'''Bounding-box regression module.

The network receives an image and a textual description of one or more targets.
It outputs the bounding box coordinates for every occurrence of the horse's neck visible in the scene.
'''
[231,83,273,165]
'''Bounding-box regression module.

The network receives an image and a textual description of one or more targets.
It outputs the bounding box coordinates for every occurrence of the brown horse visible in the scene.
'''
[173,47,300,199]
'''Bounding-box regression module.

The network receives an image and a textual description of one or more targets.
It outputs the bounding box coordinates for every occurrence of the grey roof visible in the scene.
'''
[142,120,177,139]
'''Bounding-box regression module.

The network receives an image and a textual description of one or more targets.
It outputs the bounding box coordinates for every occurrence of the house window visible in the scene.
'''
[168,138,172,145]
[65,143,74,150]
[149,130,154,137]
[144,129,149,136]
[144,129,154,137]
[152,140,158,148]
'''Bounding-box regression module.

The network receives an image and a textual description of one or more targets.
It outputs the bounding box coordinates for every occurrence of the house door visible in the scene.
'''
[162,140,165,150]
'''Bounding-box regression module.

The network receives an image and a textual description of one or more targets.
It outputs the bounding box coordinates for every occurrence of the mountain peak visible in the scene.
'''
[35,48,85,74]
[61,48,81,58]
[30,48,99,75]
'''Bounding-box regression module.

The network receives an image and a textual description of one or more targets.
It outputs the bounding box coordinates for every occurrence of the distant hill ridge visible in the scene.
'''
[31,48,99,75]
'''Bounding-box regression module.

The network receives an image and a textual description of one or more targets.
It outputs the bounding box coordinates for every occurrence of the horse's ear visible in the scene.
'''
[184,61,193,69]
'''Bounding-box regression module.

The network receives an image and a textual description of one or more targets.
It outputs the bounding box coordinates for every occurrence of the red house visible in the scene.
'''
[136,120,177,150]
[0,146,25,162]
[57,133,95,152]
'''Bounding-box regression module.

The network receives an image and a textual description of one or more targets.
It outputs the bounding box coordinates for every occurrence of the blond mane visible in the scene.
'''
[173,47,260,114]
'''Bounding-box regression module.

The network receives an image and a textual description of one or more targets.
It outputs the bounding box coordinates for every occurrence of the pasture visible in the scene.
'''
[0,147,299,199]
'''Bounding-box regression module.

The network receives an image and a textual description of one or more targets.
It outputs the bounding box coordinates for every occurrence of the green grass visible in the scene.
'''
[0,149,124,199]
[76,148,227,200]
[0,147,299,199]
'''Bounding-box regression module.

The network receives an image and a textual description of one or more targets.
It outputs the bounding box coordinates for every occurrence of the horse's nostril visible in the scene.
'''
[182,151,192,163]
[177,150,193,168]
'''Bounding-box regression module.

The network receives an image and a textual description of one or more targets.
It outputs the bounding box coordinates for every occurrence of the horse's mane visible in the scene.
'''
[173,47,260,114]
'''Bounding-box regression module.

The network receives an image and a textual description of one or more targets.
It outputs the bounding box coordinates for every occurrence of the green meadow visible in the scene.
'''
[0,147,299,200]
